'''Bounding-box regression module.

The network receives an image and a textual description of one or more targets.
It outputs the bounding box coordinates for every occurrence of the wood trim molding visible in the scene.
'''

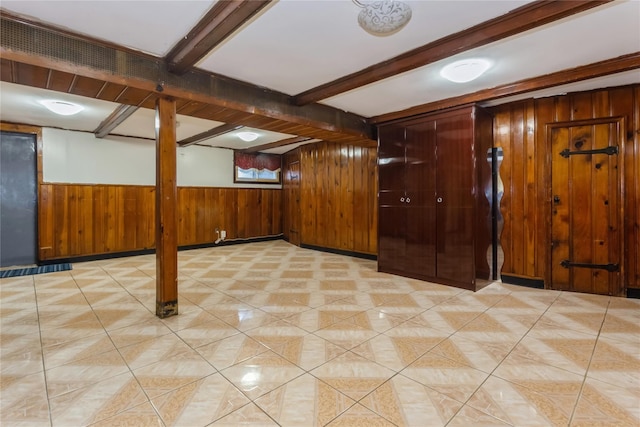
[94,104,139,138]
[178,123,243,146]
[166,0,273,74]
[293,0,612,105]
[243,136,312,153]
[370,53,640,124]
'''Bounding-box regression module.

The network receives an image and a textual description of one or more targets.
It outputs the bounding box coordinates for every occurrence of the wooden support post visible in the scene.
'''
[155,97,178,318]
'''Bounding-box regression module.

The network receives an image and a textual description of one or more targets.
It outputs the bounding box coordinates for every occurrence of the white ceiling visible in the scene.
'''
[0,82,303,153]
[197,0,532,95]
[1,0,639,148]
[323,1,640,116]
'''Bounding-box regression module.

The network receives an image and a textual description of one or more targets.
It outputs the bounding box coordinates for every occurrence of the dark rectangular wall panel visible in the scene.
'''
[1,131,37,267]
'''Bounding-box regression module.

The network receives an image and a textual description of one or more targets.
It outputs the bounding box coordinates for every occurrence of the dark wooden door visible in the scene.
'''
[378,123,407,273]
[550,120,624,295]
[284,160,301,246]
[404,119,437,278]
[435,113,475,284]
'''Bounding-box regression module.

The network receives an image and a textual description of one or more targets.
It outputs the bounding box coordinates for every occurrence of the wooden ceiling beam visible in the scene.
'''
[293,0,613,106]
[94,91,156,138]
[166,0,273,75]
[370,52,640,124]
[243,136,312,153]
[0,13,373,142]
[178,123,243,147]
[94,104,139,138]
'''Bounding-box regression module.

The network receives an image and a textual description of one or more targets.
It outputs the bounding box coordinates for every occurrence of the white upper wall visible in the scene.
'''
[42,128,282,189]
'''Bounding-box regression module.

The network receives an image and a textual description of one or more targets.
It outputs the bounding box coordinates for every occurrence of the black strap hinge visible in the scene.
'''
[560,146,618,158]
[560,260,619,272]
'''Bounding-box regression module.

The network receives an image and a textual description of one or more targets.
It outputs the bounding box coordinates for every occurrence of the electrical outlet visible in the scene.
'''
[221,230,227,239]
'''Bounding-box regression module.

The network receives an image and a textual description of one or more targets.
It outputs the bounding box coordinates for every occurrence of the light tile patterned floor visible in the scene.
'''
[1,240,639,426]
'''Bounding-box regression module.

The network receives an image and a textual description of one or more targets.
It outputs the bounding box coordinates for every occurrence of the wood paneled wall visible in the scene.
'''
[282,150,301,245]
[39,184,282,260]
[295,141,378,255]
[492,84,639,290]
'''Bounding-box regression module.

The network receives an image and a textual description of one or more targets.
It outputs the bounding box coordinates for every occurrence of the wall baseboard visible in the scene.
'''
[39,249,156,265]
[39,234,284,265]
[626,288,640,299]
[500,274,545,289]
[178,234,283,251]
[300,243,377,260]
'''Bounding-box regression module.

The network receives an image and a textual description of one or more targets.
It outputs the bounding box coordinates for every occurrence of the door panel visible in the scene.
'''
[405,205,436,277]
[550,121,622,295]
[378,124,406,200]
[0,131,37,267]
[570,126,596,291]
[378,205,406,272]
[435,115,475,284]
[405,120,436,277]
[550,128,571,288]
[591,127,613,294]
[378,124,407,272]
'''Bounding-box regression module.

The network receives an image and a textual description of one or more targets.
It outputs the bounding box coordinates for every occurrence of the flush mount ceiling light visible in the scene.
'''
[237,131,259,142]
[38,99,84,116]
[440,59,492,83]
[353,0,412,36]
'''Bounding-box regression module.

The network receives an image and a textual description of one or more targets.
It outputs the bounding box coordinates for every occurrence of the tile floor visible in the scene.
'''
[1,240,639,426]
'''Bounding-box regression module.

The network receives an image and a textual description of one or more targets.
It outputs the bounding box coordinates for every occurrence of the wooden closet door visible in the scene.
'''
[283,159,301,246]
[435,113,475,285]
[404,120,437,278]
[378,124,407,273]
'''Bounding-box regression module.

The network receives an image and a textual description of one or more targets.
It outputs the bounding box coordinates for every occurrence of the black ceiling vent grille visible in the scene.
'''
[0,16,273,98]
[0,16,214,93]
[2,18,109,69]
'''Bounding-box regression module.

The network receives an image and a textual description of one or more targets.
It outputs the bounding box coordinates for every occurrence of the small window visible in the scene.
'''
[234,151,282,184]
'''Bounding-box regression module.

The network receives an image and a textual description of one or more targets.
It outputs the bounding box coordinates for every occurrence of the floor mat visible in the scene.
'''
[0,263,72,278]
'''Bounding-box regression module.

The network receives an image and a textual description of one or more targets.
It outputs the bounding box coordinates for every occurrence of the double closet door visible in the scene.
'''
[378,119,437,279]
[378,105,492,291]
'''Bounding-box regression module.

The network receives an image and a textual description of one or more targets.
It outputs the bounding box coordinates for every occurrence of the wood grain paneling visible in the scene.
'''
[282,150,301,245]
[296,141,377,255]
[38,184,282,260]
[492,84,639,291]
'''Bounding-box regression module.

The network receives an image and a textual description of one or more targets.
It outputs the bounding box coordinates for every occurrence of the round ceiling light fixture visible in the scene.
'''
[38,99,84,116]
[237,131,259,142]
[354,0,412,36]
[440,59,492,83]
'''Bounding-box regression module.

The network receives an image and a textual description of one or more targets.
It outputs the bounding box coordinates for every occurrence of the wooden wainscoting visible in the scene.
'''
[492,84,639,292]
[39,184,282,260]
[296,141,378,255]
